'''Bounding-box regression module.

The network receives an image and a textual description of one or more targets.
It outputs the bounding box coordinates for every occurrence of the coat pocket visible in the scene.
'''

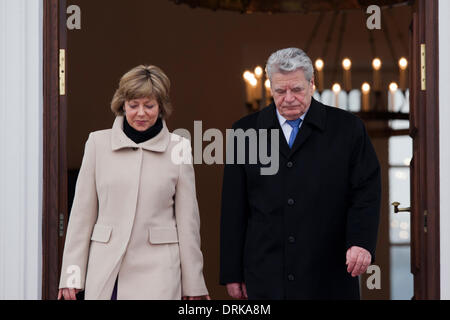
[148,227,179,244]
[90,224,112,243]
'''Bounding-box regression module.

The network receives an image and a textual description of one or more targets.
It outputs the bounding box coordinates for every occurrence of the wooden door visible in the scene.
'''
[42,0,68,300]
[409,0,440,300]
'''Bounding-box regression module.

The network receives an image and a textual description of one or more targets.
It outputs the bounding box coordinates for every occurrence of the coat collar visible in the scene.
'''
[111,116,170,152]
[257,97,326,132]
[256,97,327,159]
[303,97,327,132]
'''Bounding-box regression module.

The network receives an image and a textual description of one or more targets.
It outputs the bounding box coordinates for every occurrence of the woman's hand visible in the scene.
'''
[57,288,81,300]
[182,295,211,300]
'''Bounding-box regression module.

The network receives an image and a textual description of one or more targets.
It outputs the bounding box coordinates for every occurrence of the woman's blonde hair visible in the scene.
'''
[111,65,172,118]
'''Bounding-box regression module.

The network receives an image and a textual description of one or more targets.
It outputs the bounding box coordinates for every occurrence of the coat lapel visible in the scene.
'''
[289,98,327,157]
[257,103,290,159]
[257,98,327,159]
[111,116,170,152]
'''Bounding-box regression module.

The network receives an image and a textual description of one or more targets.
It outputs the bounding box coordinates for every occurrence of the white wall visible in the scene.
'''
[439,0,450,300]
[0,0,43,299]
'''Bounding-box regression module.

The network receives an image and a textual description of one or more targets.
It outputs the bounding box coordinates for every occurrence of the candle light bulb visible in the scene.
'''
[362,82,371,93]
[399,57,408,70]
[389,82,398,92]
[389,82,398,112]
[372,58,382,70]
[332,83,341,93]
[342,58,352,91]
[243,71,253,82]
[264,79,272,105]
[254,66,263,78]
[342,58,352,71]
[315,59,324,71]
[332,83,341,108]
[249,77,258,87]
[243,71,255,104]
[361,82,371,111]
[398,57,408,90]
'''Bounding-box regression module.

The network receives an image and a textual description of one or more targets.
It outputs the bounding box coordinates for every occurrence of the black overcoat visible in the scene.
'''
[220,98,381,299]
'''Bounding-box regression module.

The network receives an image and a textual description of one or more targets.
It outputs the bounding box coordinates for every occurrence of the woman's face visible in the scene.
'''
[123,97,160,131]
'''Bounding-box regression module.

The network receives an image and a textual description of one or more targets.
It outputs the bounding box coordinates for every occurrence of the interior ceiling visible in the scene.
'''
[169,0,412,13]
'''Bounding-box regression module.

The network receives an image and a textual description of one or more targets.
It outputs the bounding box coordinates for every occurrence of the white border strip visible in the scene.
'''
[0,0,43,299]
[439,0,450,300]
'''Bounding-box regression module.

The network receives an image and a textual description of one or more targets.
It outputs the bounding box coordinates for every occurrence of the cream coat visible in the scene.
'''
[59,116,208,300]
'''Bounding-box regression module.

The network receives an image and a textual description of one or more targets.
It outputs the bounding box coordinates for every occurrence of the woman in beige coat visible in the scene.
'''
[57,65,209,300]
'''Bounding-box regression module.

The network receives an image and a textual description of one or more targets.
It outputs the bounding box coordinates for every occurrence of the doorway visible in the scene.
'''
[42,0,440,300]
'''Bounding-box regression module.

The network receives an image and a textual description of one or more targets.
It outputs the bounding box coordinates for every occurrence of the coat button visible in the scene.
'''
[132,147,138,151]
[287,161,293,168]
[288,274,295,281]
[288,236,295,243]
[287,198,294,206]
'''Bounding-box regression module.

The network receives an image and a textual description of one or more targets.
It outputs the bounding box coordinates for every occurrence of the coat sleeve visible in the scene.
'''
[219,125,249,285]
[346,117,381,263]
[174,138,208,297]
[59,133,98,290]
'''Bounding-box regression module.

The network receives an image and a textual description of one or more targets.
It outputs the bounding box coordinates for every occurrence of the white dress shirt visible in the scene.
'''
[275,108,308,144]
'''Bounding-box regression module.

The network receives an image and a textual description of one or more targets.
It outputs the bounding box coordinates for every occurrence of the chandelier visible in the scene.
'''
[243,55,409,115]
[169,0,410,14]
[171,0,412,137]
[240,7,411,137]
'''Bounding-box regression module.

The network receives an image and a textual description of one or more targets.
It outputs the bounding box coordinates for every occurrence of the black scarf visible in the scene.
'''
[123,116,163,144]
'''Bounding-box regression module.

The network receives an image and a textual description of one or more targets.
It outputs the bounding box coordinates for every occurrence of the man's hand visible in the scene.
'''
[346,246,372,277]
[226,282,248,299]
[57,288,81,300]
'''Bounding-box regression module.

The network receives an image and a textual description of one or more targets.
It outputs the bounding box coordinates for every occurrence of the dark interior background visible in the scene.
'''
[66,0,411,299]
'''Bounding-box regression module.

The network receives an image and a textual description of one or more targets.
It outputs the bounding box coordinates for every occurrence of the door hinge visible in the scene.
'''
[420,44,426,91]
[59,213,65,237]
[59,49,66,96]
[424,210,428,233]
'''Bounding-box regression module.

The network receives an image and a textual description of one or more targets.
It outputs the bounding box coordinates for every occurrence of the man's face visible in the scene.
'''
[270,69,314,120]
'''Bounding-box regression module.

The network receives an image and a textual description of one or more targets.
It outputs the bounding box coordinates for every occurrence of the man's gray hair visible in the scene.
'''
[265,48,314,82]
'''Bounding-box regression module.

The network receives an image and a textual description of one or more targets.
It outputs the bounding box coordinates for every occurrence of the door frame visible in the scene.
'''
[409,0,440,299]
[41,0,440,299]
[42,0,67,300]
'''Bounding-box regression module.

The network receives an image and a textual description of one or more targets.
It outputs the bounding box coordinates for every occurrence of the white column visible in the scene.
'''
[439,0,450,300]
[0,0,43,299]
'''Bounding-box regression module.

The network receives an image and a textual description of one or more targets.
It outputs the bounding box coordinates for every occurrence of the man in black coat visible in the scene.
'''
[220,48,381,300]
